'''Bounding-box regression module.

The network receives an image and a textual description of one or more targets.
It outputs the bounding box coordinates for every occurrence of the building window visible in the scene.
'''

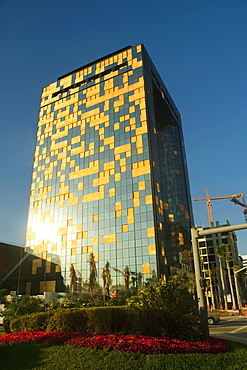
[168,214,174,222]
[93,214,99,222]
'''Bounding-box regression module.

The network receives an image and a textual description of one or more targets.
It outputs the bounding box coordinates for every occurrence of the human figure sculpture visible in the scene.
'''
[102,261,111,297]
[69,264,77,294]
[89,253,97,296]
[124,266,130,291]
[138,272,143,290]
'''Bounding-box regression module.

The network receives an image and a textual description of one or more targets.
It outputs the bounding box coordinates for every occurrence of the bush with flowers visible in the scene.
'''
[0,330,231,355]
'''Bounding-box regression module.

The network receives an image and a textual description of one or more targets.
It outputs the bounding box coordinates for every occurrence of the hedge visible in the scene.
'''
[9,306,203,340]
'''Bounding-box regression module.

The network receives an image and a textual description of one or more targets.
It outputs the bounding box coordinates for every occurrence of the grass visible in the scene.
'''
[0,340,247,369]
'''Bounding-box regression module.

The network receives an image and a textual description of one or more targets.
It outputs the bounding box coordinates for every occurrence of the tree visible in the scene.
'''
[216,244,228,310]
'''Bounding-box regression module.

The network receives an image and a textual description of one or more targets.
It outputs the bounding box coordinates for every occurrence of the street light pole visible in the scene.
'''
[234,272,242,311]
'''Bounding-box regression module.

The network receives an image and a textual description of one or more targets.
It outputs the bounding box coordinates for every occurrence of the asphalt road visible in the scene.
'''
[209,316,247,344]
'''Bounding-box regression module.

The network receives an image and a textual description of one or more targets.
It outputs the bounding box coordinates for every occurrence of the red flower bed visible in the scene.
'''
[0,331,231,354]
[66,334,231,354]
[0,331,82,345]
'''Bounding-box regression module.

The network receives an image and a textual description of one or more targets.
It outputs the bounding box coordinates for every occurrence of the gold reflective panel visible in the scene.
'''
[142,263,150,274]
[148,245,156,255]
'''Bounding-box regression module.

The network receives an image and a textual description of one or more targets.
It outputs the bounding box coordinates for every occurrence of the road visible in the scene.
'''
[209,316,247,344]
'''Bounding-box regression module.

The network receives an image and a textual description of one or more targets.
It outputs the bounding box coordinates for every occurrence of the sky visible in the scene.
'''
[0,0,247,254]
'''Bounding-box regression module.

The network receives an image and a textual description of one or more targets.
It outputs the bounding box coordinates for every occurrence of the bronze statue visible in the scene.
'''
[69,264,77,294]
[124,266,130,291]
[88,253,97,296]
[102,261,111,297]
[113,265,132,292]
[138,272,143,290]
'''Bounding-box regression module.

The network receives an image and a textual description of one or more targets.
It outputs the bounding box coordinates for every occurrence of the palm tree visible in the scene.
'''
[205,279,210,309]
[204,269,216,310]
[225,252,237,310]
[216,244,228,310]
[210,267,220,309]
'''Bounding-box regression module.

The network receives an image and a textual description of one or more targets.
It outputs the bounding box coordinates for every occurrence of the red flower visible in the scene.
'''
[0,331,231,354]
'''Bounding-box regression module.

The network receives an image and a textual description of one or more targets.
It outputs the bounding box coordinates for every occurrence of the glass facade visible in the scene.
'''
[25,44,194,295]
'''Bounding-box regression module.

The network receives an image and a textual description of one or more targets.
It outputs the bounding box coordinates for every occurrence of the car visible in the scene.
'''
[207,313,220,325]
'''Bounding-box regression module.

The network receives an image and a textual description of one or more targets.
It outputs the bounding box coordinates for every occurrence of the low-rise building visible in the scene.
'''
[0,242,66,296]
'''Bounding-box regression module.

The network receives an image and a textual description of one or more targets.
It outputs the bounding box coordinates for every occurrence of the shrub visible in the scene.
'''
[128,308,165,337]
[8,298,202,341]
[10,311,52,332]
[46,308,88,332]
[3,318,11,333]
[127,277,203,341]
[9,306,163,336]
[0,288,8,302]
[86,306,129,334]
[4,296,42,318]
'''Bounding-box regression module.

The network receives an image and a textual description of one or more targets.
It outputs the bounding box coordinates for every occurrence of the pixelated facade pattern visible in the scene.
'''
[25,44,194,294]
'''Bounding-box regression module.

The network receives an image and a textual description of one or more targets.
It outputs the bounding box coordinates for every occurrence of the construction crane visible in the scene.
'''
[192,189,247,224]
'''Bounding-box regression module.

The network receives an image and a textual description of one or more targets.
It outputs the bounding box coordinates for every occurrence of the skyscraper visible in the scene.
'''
[25,44,193,295]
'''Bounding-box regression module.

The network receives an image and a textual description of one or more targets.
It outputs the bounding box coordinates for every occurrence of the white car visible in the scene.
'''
[207,313,220,325]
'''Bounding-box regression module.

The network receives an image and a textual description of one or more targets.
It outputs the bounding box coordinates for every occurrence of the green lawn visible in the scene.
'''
[0,340,247,370]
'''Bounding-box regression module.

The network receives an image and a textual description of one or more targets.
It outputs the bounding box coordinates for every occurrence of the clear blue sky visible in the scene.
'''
[1,0,247,254]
